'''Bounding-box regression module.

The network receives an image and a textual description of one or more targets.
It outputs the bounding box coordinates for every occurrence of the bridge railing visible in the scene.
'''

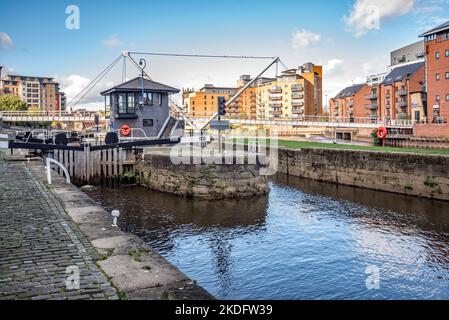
[189,116,414,128]
[0,110,105,121]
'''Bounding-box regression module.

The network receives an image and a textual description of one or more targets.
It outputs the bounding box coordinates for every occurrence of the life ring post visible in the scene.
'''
[376,127,388,147]
[121,125,131,137]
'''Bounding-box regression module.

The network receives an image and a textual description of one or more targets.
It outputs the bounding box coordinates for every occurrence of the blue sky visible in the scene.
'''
[1,0,448,109]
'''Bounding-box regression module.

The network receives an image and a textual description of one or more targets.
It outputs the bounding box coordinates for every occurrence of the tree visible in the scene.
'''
[0,94,28,111]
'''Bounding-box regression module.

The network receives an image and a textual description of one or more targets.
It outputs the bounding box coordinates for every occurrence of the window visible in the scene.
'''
[436,95,440,101]
[158,93,162,105]
[118,93,127,114]
[446,94,449,101]
[143,119,154,127]
[447,72,449,79]
[127,94,135,114]
[117,93,136,115]
[436,51,440,59]
[446,50,449,57]
[436,73,440,80]
[143,92,153,105]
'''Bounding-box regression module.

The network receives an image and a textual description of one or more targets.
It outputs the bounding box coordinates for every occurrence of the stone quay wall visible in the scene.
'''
[278,148,449,201]
[136,153,269,200]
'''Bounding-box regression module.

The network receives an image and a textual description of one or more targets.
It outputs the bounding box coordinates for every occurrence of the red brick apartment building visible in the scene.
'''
[420,21,449,122]
[330,63,425,123]
[411,21,449,139]
[329,84,371,121]
[379,62,426,122]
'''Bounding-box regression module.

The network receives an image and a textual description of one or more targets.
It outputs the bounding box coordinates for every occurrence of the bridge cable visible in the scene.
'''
[67,54,122,109]
[128,52,276,60]
[70,55,122,109]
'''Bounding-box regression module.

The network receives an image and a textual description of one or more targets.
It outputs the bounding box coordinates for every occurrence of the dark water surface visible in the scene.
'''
[86,175,449,300]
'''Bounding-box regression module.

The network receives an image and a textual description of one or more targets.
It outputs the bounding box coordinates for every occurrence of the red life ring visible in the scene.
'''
[121,125,131,137]
[377,127,388,139]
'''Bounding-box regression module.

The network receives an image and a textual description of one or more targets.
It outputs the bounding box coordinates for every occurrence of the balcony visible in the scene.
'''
[291,84,304,92]
[396,101,407,108]
[348,101,354,107]
[396,112,409,120]
[269,102,282,108]
[292,108,304,114]
[385,93,391,99]
[397,89,407,96]
[269,110,282,116]
[365,103,378,110]
[365,93,378,100]
[292,93,304,99]
[270,94,283,100]
[268,86,282,93]
[385,104,391,109]
[292,100,304,107]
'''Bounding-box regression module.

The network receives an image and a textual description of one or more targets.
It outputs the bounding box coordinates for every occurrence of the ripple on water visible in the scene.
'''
[85,175,449,300]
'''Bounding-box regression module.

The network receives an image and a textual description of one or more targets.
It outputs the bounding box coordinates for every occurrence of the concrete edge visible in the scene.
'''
[25,162,214,301]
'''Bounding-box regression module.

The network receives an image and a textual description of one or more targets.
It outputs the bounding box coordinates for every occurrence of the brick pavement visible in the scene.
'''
[0,162,118,300]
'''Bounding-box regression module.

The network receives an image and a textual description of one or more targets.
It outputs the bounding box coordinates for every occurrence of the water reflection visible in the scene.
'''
[86,175,449,300]
[87,186,268,297]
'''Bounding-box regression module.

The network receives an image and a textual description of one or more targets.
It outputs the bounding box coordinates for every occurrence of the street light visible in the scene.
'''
[139,59,147,108]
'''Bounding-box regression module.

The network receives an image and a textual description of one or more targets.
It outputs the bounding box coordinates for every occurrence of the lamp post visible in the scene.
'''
[139,59,147,108]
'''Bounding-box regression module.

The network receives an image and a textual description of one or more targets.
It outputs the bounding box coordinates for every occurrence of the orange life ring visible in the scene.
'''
[121,125,131,137]
[377,127,388,139]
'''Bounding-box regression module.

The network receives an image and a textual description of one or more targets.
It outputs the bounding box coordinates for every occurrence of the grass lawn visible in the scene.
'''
[276,140,449,155]
[228,138,449,155]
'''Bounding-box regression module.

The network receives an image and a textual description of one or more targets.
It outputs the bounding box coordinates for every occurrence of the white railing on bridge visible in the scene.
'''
[0,111,105,123]
[190,116,414,129]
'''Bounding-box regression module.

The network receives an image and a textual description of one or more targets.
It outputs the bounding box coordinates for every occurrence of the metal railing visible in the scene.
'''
[190,115,414,128]
[46,157,71,185]
[0,110,105,122]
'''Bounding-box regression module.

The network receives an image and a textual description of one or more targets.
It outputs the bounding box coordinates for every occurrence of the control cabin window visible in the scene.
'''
[115,92,137,119]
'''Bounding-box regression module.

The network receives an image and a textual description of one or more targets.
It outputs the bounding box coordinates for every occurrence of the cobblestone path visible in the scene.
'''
[0,162,118,300]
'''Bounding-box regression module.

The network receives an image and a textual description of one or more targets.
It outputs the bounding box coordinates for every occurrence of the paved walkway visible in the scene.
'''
[0,162,118,300]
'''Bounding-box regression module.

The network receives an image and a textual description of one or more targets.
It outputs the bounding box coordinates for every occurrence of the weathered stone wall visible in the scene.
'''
[278,148,449,201]
[136,153,269,200]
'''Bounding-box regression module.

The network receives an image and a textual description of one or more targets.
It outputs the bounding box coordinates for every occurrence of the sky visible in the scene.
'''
[1,0,449,110]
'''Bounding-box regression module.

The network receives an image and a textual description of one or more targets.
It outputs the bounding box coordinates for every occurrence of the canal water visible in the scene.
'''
[85,175,449,300]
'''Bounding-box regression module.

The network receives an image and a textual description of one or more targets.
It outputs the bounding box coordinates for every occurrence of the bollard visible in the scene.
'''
[111,210,120,227]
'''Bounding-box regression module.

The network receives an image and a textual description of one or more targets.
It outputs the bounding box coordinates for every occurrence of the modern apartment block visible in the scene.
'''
[330,62,425,123]
[420,21,449,122]
[183,85,238,118]
[184,63,323,120]
[367,73,387,86]
[329,84,371,121]
[0,75,65,113]
[56,91,67,112]
[257,63,323,120]
[390,40,425,67]
[378,62,426,122]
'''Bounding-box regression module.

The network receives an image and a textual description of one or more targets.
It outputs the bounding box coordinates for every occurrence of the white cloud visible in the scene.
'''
[55,74,115,111]
[0,32,14,50]
[344,0,416,36]
[101,35,122,48]
[363,54,389,76]
[59,75,90,101]
[291,29,322,49]
[0,64,16,75]
[324,59,344,76]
